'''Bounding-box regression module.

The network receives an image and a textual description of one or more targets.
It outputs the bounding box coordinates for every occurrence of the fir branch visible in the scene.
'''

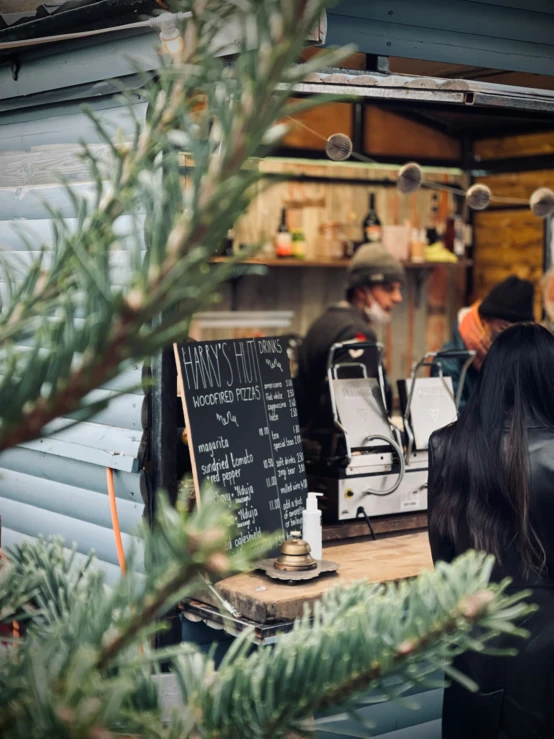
[178,554,533,739]
[0,494,534,739]
[0,0,348,451]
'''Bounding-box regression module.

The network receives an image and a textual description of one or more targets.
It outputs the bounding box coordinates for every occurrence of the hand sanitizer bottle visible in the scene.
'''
[302,493,323,560]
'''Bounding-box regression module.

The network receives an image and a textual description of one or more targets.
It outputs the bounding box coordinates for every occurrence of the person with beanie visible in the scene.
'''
[432,275,535,409]
[295,242,404,436]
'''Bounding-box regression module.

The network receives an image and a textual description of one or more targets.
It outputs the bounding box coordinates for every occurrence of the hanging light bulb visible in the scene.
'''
[397,162,423,194]
[466,184,492,211]
[325,133,353,161]
[158,12,184,56]
[530,187,554,218]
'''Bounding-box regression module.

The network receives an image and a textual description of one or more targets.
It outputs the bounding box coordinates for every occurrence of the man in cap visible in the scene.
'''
[432,275,535,409]
[295,243,404,435]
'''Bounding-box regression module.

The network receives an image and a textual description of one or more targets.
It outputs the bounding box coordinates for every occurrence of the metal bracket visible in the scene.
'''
[365,54,390,74]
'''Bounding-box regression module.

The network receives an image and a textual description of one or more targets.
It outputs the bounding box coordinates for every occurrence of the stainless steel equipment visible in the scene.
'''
[306,341,407,522]
[400,349,475,466]
[304,343,475,524]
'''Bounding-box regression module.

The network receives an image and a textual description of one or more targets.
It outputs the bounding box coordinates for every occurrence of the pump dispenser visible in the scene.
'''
[302,493,323,560]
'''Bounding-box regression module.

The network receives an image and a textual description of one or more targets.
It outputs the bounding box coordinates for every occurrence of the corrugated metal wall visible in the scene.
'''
[0,74,150,583]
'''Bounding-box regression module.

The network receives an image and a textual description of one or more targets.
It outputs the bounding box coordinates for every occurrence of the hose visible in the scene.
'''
[107,468,127,575]
[360,434,405,496]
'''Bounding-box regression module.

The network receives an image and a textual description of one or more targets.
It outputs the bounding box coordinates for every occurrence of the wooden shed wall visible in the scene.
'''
[472,131,553,318]
[194,156,469,389]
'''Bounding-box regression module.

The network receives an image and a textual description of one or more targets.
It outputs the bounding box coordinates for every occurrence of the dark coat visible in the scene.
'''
[428,426,554,739]
[295,303,392,433]
[430,323,479,410]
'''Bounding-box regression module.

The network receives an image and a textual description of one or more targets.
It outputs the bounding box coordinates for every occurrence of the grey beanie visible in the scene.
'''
[347,242,405,290]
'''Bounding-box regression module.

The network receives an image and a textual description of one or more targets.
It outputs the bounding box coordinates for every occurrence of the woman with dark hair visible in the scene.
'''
[428,322,554,739]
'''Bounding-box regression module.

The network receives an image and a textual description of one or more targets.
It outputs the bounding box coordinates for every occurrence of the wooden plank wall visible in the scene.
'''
[186,157,469,390]
[282,100,462,164]
[472,131,553,320]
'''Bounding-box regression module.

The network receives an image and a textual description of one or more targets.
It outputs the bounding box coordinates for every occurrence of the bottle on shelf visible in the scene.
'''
[275,207,293,258]
[453,214,466,257]
[261,209,275,257]
[444,214,455,253]
[341,211,357,259]
[291,228,306,259]
[410,228,427,263]
[362,192,382,244]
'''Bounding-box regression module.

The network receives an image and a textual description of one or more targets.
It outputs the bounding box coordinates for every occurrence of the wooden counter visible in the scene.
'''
[212,532,433,623]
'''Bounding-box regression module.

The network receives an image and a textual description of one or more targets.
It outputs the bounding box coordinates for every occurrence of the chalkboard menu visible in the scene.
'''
[174,337,308,551]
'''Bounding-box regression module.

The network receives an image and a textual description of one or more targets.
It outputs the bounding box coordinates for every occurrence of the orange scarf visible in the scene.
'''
[458,302,491,370]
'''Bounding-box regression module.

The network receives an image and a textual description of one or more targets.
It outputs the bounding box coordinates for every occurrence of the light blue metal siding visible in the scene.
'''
[0,83,148,578]
[328,0,554,75]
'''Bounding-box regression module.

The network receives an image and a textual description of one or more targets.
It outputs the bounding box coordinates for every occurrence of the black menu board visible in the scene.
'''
[174,337,308,551]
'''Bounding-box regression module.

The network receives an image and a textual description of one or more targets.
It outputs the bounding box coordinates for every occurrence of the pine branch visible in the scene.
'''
[0,0,348,451]
[177,554,533,739]
[0,490,534,739]
[0,488,274,737]
[4,510,527,738]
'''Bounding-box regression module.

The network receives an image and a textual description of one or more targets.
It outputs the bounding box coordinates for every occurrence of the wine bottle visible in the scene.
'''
[275,207,292,257]
[362,193,382,243]
[453,215,465,257]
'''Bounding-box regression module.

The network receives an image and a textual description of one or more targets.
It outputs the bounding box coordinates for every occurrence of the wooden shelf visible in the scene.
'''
[211,257,473,270]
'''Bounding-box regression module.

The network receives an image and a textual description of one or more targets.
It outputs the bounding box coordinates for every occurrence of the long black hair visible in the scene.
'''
[430,322,554,576]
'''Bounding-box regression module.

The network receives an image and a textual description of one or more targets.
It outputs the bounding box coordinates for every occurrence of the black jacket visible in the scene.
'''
[295,303,390,434]
[428,425,554,739]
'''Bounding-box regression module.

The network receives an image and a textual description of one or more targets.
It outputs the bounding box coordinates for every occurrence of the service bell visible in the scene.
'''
[274,531,317,572]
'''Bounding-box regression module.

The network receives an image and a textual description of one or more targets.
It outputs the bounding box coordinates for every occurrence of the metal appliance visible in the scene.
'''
[304,341,475,524]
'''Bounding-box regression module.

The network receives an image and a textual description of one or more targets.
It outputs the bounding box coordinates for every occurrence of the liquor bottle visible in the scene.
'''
[341,211,357,259]
[453,215,466,257]
[275,207,292,257]
[362,193,382,243]
[291,228,306,259]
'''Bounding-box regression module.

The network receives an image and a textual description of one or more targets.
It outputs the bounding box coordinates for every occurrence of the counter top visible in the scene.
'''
[210,531,433,624]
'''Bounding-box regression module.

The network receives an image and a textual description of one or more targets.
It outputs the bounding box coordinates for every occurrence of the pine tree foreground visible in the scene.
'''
[0,1,534,737]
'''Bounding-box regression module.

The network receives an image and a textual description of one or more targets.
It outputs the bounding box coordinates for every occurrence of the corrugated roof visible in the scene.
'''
[1,1,93,31]
[293,66,554,117]
[0,0,160,43]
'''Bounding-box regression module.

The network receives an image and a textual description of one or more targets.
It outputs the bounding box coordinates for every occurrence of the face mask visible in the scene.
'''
[364,290,391,325]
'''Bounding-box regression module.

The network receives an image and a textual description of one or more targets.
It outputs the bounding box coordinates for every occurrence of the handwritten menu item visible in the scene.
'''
[174,337,308,551]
